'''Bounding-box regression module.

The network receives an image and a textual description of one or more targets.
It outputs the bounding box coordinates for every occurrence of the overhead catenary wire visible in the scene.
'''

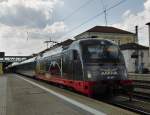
[138,26,147,31]
[62,0,127,38]
[39,0,94,41]
[38,0,94,44]
[24,0,127,42]
[128,26,147,32]
[62,0,94,22]
[34,0,94,40]
[25,0,119,41]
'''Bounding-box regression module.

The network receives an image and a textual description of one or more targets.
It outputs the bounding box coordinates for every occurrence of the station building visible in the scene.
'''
[120,43,149,73]
[74,26,137,45]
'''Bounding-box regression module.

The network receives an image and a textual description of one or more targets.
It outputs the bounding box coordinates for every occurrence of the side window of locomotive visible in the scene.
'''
[73,50,83,80]
[35,60,40,73]
[31,61,35,70]
[27,63,32,70]
[68,50,73,79]
[45,57,50,72]
[62,52,69,78]
[73,50,78,60]
[40,60,45,73]
[62,51,74,79]
[56,57,61,75]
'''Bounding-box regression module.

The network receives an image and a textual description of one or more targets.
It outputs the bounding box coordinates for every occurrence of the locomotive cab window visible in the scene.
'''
[73,50,78,60]
[80,40,123,63]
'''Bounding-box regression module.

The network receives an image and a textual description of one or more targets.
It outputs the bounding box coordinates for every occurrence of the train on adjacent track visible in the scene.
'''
[7,38,133,97]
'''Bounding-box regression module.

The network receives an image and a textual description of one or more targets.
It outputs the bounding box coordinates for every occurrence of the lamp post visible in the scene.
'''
[135,26,139,73]
[146,22,150,69]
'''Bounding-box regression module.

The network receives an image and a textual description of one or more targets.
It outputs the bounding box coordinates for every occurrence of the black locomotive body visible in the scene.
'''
[8,38,133,97]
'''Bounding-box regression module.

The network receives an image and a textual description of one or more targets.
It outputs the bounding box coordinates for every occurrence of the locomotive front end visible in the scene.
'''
[80,39,133,97]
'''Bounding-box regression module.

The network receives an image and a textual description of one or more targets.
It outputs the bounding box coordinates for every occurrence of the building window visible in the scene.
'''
[91,36,98,38]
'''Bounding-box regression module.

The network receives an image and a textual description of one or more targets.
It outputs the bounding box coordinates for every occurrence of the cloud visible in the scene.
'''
[0,26,45,56]
[0,21,67,55]
[122,10,131,17]
[144,0,150,10]
[1,21,67,39]
[112,0,150,46]
[44,21,66,33]
[0,0,67,56]
[0,0,63,28]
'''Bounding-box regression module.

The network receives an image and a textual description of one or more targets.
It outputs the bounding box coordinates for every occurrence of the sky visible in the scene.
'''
[0,0,149,56]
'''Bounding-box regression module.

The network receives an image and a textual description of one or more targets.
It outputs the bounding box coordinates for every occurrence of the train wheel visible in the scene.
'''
[107,86,114,98]
[128,92,133,101]
[59,84,64,89]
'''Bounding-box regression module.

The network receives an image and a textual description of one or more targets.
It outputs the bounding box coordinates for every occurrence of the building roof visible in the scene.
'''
[75,26,135,37]
[146,22,150,25]
[120,43,149,50]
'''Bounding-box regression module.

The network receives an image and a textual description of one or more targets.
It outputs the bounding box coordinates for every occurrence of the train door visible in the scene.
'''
[72,50,84,92]
[62,51,73,79]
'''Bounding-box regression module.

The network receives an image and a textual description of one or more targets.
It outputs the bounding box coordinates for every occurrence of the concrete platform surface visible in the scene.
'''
[129,73,150,81]
[0,74,137,115]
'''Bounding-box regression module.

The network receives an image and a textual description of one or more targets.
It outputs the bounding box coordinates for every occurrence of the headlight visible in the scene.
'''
[87,71,92,79]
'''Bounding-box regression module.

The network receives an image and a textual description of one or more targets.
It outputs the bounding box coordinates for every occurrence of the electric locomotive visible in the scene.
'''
[8,38,133,97]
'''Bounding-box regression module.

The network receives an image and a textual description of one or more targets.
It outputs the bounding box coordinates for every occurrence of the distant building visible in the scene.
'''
[74,26,137,45]
[120,43,149,73]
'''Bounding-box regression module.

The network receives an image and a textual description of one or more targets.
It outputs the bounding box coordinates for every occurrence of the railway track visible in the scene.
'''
[113,102,150,115]
[91,79,150,114]
[133,92,150,101]
[131,80,150,100]
[111,80,150,114]
[133,80,150,88]
[101,95,150,115]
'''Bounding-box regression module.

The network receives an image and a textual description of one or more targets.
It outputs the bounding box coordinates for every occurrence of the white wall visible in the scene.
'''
[122,49,149,73]
[122,50,135,73]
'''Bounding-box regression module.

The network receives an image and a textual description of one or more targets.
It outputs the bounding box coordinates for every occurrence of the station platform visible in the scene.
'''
[128,73,150,81]
[0,74,137,115]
